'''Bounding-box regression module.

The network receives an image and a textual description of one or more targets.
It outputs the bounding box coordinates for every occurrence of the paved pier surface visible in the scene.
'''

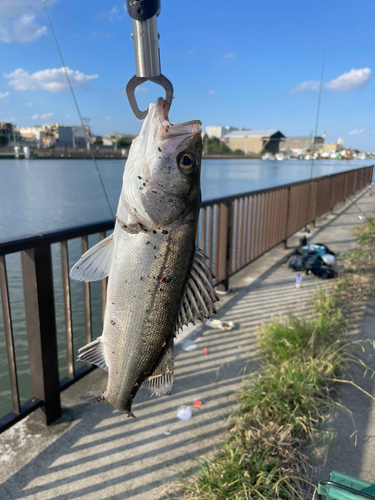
[1,187,374,500]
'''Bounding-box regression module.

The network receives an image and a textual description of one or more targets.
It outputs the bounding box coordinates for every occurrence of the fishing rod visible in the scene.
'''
[41,0,115,222]
[303,53,325,234]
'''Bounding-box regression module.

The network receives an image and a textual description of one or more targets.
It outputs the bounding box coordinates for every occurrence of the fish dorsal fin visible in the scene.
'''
[175,247,219,332]
[70,233,114,282]
[77,337,108,372]
[143,337,174,396]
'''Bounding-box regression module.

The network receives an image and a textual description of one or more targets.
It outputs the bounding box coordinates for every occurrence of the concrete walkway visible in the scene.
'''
[1,187,374,500]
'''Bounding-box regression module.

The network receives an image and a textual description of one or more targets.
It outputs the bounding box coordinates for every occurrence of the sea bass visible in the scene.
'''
[70,98,218,416]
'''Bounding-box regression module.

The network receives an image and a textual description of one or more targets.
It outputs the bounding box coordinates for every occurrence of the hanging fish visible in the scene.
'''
[70,98,218,417]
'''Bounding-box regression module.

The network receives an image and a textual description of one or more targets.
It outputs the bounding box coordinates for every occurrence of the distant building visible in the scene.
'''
[16,123,90,148]
[321,143,342,153]
[223,130,285,155]
[205,126,247,140]
[16,126,45,146]
[58,126,73,148]
[0,122,14,136]
[280,136,325,156]
[103,133,136,147]
[337,138,344,150]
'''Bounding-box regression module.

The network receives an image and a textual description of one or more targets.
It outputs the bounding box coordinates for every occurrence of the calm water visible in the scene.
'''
[0,158,373,418]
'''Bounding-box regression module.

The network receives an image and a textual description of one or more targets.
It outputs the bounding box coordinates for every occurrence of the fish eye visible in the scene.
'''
[178,152,196,173]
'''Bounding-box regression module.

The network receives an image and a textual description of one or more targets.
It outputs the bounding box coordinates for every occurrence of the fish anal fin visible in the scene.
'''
[143,338,174,396]
[70,233,114,282]
[175,247,219,333]
[77,337,108,372]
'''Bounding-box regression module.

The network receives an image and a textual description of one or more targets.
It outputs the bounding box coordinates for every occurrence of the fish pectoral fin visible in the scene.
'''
[142,338,174,397]
[175,247,219,333]
[70,233,114,282]
[77,337,108,372]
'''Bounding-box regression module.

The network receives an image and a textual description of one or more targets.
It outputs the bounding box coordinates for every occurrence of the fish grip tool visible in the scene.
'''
[126,0,174,119]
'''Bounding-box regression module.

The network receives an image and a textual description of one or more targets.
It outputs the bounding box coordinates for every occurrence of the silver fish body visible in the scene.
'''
[71,98,217,416]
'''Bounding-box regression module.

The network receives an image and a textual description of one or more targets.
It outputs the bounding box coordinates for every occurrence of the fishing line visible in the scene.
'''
[42,0,115,222]
[304,53,325,232]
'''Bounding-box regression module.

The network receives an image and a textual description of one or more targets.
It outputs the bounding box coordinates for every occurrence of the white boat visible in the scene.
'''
[275,153,284,161]
[261,153,276,160]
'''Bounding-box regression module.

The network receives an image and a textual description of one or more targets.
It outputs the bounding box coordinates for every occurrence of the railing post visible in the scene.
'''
[344,172,348,202]
[21,244,61,425]
[330,176,336,212]
[284,186,291,248]
[216,201,233,291]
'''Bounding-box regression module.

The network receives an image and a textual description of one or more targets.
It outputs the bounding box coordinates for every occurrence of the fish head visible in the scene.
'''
[122,98,202,231]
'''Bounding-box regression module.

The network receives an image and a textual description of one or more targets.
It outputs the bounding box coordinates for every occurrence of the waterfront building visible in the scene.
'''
[279,136,325,156]
[223,130,285,155]
[0,122,14,136]
[205,126,246,140]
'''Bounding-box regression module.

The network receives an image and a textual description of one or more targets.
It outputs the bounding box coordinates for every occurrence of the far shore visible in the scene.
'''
[0,147,262,160]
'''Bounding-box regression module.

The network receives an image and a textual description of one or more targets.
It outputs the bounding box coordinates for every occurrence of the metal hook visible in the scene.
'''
[126,74,174,120]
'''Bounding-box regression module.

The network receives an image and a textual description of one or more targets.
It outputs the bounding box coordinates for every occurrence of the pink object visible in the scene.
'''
[203,348,208,355]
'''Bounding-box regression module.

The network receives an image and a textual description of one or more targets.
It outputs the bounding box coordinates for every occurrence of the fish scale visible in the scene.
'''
[104,219,196,413]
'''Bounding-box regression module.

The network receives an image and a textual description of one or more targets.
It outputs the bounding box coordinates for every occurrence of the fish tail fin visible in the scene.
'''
[80,394,136,418]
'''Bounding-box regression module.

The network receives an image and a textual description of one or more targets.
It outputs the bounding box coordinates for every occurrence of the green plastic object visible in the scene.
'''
[318,471,375,499]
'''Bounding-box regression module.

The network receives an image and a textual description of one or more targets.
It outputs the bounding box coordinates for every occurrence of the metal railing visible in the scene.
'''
[0,165,373,432]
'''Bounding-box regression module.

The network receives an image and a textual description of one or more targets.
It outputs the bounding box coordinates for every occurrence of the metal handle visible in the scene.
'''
[126,0,174,119]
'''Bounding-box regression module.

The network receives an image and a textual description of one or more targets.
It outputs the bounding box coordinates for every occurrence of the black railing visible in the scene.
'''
[0,165,373,432]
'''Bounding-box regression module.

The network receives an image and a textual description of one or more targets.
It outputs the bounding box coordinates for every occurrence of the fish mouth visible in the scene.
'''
[155,97,201,141]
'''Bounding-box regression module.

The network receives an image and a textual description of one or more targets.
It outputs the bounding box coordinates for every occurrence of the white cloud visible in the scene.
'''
[96,5,124,22]
[0,1,58,43]
[135,86,148,93]
[223,53,236,59]
[4,67,98,93]
[291,68,372,94]
[40,112,55,120]
[65,115,71,119]
[325,68,372,92]
[31,114,39,119]
[208,90,215,95]
[4,117,16,123]
[26,102,33,106]
[0,91,9,102]
[105,116,112,121]
[290,80,321,94]
[349,128,365,136]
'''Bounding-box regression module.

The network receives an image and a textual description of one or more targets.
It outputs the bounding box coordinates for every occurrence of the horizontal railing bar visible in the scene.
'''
[0,220,114,256]
[0,398,43,434]
[201,164,374,207]
[60,364,96,392]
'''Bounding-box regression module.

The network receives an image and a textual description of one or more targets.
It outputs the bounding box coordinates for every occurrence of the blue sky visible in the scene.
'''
[0,0,374,150]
